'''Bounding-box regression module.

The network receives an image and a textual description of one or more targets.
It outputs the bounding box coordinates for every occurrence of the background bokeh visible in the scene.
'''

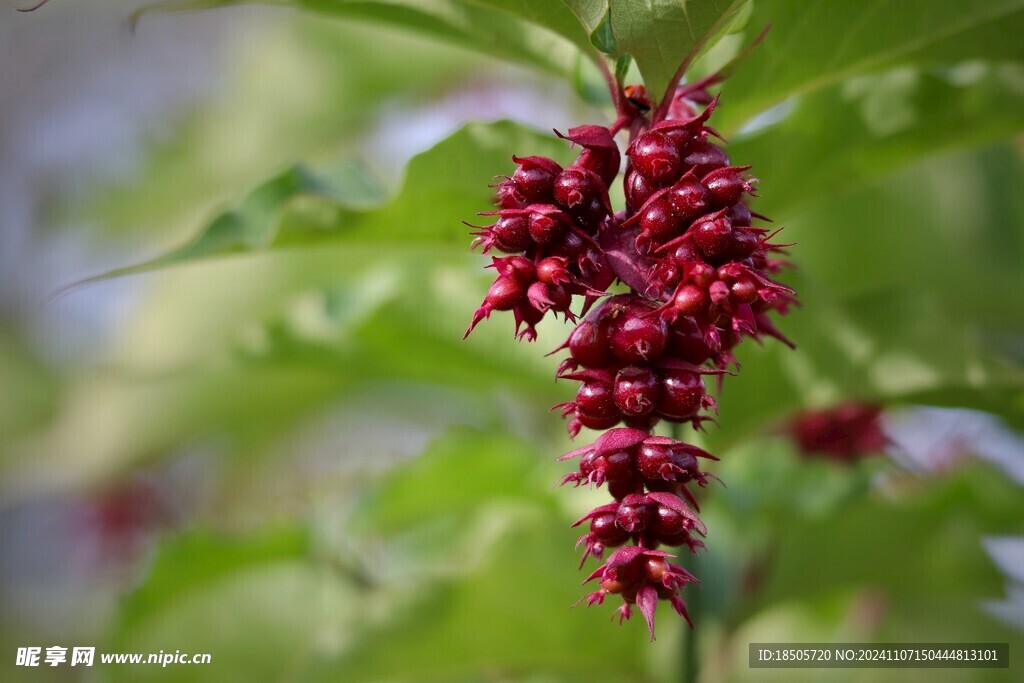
[1,1,1022,681]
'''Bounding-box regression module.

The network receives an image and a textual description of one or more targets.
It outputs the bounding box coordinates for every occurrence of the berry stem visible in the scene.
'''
[683,583,701,683]
[671,420,702,682]
[596,56,626,119]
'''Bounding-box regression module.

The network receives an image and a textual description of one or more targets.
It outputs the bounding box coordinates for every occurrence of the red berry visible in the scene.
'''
[682,139,729,179]
[492,214,532,252]
[613,366,659,417]
[607,478,641,500]
[505,155,562,205]
[728,227,759,260]
[536,257,570,285]
[571,197,611,232]
[576,381,617,422]
[672,284,708,316]
[636,443,672,481]
[591,513,630,546]
[568,319,614,368]
[548,228,588,261]
[653,505,686,537]
[486,275,523,311]
[658,371,706,420]
[554,167,601,209]
[702,166,751,207]
[639,198,683,243]
[644,557,669,582]
[604,451,635,483]
[625,169,660,214]
[498,255,536,284]
[690,212,734,261]
[727,202,753,226]
[609,303,668,363]
[528,208,569,244]
[730,277,759,304]
[668,317,714,364]
[615,500,652,533]
[667,177,708,221]
[630,131,682,183]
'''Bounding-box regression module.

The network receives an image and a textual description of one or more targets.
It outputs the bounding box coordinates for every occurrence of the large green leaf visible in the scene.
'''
[560,0,753,102]
[75,121,571,286]
[717,0,1024,133]
[608,0,751,101]
[466,1,596,55]
[297,0,582,75]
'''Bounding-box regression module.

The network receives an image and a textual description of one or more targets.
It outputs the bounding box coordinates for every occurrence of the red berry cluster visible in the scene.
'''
[790,402,887,462]
[464,79,795,639]
[465,128,620,342]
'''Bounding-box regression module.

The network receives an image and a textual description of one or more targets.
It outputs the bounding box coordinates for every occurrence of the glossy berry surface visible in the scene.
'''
[630,131,682,183]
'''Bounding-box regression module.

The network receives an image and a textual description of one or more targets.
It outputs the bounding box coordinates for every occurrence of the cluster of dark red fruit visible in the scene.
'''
[789,402,887,462]
[464,79,796,639]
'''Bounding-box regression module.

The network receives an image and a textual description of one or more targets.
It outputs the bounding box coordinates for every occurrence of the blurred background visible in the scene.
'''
[1,1,1022,681]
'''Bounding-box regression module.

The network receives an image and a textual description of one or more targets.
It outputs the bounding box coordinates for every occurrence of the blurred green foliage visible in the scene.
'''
[2,1,1023,682]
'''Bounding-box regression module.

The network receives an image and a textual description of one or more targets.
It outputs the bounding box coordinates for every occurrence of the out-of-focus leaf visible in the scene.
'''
[717,0,1024,133]
[731,63,1024,215]
[76,121,571,286]
[113,527,309,639]
[296,0,581,75]
[107,559,360,683]
[63,165,358,292]
[306,429,655,682]
[458,1,597,56]
[750,463,1024,609]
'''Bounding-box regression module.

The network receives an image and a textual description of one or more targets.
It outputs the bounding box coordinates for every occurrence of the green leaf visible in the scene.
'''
[66,120,571,287]
[134,0,583,78]
[55,165,362,296]
[113,527,309,639]
[464,1,598,56]
[751,463,1024,608]
[614,53,633,86]
[108,560,360,683]
[561,0,752,103]
[717,0,1024,134]
[589,7,615,53]
[607,0,751,103]
[296,0,582,75]
[731,63,1024,216]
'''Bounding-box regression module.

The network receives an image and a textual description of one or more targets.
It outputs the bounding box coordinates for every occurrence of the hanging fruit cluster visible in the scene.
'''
[464,72,796,639]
